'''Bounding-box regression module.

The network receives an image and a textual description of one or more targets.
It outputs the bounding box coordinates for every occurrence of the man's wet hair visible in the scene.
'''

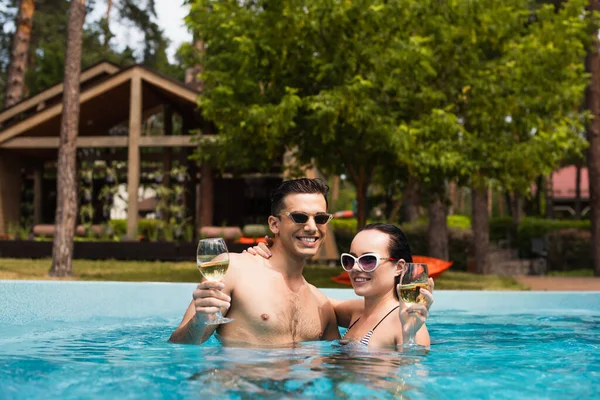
[360,223,413,300]
[270,178,330,216]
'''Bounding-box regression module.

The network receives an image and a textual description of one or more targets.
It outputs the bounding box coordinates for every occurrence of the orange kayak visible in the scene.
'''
[331,255,453,285]
[237,237,267,245]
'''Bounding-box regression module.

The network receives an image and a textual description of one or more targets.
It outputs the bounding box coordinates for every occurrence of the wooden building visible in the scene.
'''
[0,61,282,238]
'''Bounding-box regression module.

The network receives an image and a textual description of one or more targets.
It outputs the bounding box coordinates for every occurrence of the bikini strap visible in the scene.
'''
[371,305,400,332]
[346,316,361,331]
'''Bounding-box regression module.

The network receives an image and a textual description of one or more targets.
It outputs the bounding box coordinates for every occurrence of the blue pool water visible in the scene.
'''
[1,281,599,399]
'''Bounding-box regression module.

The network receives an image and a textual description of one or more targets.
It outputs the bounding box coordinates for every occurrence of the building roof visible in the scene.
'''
[0,62,205,155]
[552,165,588,199]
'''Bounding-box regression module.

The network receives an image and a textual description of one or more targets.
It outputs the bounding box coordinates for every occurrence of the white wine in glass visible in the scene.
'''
[399,263,430,305]
[197,238,234,325]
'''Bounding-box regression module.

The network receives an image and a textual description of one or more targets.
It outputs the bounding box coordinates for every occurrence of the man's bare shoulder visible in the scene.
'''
[229,252,266,268]
[227,252,272,278]
[307,283,332,306]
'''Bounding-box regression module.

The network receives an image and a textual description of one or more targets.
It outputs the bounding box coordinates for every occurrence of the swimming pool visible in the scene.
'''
[1,281,599,399]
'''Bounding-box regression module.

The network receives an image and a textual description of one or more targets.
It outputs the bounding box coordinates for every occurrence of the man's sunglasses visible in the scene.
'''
[340,253,398,273]
[280,211,333,225]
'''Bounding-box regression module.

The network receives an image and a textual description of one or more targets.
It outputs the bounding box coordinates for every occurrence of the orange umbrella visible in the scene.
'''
[331,256,453,285]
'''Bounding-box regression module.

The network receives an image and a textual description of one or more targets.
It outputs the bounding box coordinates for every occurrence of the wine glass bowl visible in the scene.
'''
[398,263,430,305]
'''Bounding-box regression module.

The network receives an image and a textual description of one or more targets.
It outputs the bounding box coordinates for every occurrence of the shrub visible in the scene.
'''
[518,217,591,258]
[547,229,592,271]
[242,224,273,238]
[489,216,516,243]
[331,218,358,254]
[447,215,471,229]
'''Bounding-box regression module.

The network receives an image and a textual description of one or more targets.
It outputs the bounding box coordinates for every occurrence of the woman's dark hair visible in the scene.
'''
[360,223,413,300]
[270,178,329,216]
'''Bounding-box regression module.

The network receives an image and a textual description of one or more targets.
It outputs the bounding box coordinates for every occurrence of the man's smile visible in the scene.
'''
[296,236,319,246]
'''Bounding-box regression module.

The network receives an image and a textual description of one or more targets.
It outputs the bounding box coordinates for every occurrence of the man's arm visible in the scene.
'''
[169,280,233,344]
[310,285,341,340]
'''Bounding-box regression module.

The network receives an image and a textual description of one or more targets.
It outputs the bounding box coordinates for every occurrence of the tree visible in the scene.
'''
[188,0,442,230]
[454,1,588,272]
[0,4,17,106]
[49,0,86,277]
[586,0,600,276]
[188,0,588,256]
[3,0,35,108]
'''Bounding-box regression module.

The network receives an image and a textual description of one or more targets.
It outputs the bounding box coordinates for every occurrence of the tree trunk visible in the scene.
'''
[348,164,370,230]
[510,192,522,225]
[354,175,368,230]
[504,191,513,217]
[4,0,35,109]
[427,193,449,260]
[586,0,600,277]
[403,175,419,223]
[534,175,544,216]
[386,192,404,224]
[575,163,582,219]
[545,174,554,218]
[448,181,457,215]
[50,0,86,277]
[472,186,489,274]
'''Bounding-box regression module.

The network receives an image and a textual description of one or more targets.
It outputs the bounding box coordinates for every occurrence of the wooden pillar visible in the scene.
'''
[487,187,493,216]
[186,148,198,237]
[0,150,22,235]
[161,105,173,222]
[126,73,142,240]
[33,163,43,225]
[195,179,202,233]
[200,164,214,227]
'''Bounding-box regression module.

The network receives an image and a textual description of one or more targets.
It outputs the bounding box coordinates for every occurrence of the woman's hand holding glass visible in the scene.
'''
[397,263,435,345]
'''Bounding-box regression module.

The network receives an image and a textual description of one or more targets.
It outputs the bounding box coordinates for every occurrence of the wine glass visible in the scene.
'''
[197,238,234,325]
[398,263,429,344]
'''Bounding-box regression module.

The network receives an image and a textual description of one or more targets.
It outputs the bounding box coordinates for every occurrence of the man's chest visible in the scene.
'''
[232,284,325,341]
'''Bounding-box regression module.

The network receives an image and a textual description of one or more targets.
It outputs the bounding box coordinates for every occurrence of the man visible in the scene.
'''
[169,178,341,345]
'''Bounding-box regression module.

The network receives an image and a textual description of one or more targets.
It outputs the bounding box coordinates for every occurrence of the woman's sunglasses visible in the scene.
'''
[281,212,333,225]
[340,253,398,273]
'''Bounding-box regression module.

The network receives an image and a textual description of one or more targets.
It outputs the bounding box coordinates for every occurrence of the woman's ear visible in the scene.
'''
[394,259,406,276]
[268,215,280,236]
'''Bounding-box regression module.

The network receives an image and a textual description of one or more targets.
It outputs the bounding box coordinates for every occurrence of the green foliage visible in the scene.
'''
[518,217,591,238]
[330,218,358,253]
[186,0,588,231]
[447,215,472,230]
[0,0,183,101]
[0,2,15,106]
[403,226,473,272]
[546,229,592,271]
[517,217,591,258]
[489,216,517,242]
[453,0,589,192]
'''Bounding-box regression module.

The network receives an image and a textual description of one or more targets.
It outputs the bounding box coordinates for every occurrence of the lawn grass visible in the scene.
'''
[0,258,527,290]
[433,271,528,290]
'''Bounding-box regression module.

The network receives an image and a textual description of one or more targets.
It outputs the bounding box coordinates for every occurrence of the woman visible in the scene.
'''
[247,223,434,348]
